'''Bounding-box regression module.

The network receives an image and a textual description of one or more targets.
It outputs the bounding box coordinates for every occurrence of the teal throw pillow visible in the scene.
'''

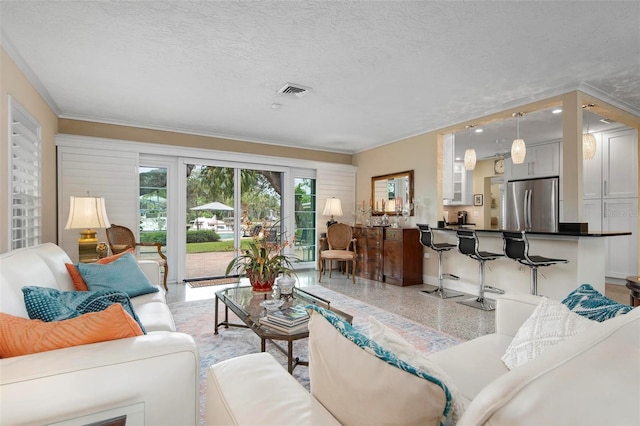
[561,284,632,322]
[22,286,146,333]
[306,304,453,422]
[77,253,159,298]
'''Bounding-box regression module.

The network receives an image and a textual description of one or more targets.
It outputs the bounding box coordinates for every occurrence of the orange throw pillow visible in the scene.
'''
[0,304,143,358]
[65,249,135,291]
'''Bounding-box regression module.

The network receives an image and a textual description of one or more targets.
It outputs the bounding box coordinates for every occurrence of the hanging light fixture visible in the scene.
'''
[582,104,597,160]
[464,148,476,170]
[511,112,526,164]
[463,125,477,170]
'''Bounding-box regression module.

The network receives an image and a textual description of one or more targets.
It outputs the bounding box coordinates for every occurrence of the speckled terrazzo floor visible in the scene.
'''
[167,269,496,341]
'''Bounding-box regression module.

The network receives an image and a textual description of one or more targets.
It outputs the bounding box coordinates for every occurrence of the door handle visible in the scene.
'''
[604,180,608,196]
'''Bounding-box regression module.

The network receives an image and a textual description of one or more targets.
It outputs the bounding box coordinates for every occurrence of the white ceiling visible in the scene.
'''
[1,1,639,155]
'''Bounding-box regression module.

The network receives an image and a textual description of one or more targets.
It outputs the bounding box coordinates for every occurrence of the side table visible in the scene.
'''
[625,276,640,307]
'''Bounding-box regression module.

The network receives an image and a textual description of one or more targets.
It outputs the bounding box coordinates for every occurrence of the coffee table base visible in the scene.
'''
[214,294,308,374]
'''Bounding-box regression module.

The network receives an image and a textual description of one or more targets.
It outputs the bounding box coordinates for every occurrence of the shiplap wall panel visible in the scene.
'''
[316,167,356,234]
[58,147,139,262]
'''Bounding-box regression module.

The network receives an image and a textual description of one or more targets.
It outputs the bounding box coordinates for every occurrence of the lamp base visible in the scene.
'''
[78,229,98,263]
[326,219,337,229]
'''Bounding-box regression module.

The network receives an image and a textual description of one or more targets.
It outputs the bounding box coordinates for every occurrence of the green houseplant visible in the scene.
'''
[225,222,298,292]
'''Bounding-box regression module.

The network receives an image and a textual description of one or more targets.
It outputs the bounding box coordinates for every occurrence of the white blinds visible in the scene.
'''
[10,101,42,249]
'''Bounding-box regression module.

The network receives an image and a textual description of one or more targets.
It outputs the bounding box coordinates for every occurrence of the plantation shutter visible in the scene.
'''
[10,100,42,249]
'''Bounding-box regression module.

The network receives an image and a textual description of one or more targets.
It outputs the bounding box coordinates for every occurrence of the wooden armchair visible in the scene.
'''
[319,223,357,283]
[106,224,168,290]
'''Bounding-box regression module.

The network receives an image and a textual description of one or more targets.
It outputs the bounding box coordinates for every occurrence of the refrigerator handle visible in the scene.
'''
[523,189,528,229]
[525,189,533,229]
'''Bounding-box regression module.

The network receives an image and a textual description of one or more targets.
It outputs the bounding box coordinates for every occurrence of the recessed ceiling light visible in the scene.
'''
[475,128,483,133]
[552,109,562,114]
[271,103,282,109]
[455,157,462,161]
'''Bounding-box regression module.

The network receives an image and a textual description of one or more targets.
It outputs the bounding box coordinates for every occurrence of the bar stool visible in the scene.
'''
[456,230,505,311]
[417,224,463,299]
[502,231,568,296]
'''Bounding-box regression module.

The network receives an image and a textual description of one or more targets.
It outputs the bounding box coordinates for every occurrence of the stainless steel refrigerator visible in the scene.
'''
[505,176,559,232]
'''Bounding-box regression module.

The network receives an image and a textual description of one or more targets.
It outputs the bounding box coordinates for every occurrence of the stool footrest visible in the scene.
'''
[457,297,495,311]
[420,284,440,293]
[485,285,505,294]
[421,288,464,299]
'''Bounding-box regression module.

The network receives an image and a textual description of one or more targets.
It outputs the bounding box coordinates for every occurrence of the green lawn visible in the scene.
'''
[186,239,251,253]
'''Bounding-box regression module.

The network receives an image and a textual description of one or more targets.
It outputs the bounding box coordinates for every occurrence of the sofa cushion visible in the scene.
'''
[501,297,594,370]
[22,286,146,334]
[0,304,143,358]
[459,307,640,425]
[307,305,450,426]
[77,253,159,298]
[562,283,633,321]
[369,316,466,424]
[65,249,135,291]
[428,333,512,403]
[206,352,340,425]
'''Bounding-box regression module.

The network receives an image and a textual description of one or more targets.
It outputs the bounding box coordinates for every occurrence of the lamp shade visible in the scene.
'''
[464,148,476,170]
[322,198,343,217]
[511,139,526,164]
[583,133,597,160]
[65,196,111,230]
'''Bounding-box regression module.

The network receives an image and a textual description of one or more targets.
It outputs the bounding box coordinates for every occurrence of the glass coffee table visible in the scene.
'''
[215,285,352,373]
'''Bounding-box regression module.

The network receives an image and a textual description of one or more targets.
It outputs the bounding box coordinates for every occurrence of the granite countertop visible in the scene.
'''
[434,226,631,237]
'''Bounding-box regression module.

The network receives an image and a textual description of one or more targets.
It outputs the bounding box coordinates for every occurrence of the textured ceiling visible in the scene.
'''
[1,1,639,155]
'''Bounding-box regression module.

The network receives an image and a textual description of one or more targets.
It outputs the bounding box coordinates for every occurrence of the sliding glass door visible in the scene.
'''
[184,163,283,281]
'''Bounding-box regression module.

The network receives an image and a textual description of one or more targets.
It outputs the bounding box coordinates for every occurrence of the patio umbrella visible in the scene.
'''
[190,201,234,211]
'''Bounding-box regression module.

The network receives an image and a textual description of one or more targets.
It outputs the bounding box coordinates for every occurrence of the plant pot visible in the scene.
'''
[247,271,276,293]
[276,275,296,296]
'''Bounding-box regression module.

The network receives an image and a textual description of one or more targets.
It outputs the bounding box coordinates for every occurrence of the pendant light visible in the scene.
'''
[464,125,477,170]
[511,112,526,164]
[464,148,476,170]
[582,104,596,160]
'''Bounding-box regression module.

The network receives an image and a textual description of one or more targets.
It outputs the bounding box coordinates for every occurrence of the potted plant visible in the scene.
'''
[225,222,298,292]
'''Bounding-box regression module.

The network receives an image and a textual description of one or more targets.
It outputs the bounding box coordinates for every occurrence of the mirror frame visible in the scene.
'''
[371,170,414,216]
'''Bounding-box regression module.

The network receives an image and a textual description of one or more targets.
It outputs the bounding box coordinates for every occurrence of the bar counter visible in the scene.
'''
[434,225,631,238]
[422,226,631,300]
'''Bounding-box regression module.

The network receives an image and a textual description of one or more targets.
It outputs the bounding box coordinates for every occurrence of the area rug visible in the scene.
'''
[169,285,463,424]
[185,277,238,288]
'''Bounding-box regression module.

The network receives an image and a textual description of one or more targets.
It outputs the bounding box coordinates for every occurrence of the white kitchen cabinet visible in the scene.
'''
[451,161,473,205]
[603,198,638,280]
[507,141,560,180]
[442,134,472,206]
[584,128,638,199]
[583,128,638,282]
[583,199,602,232]
[602,129,638,199]
[583,133,603,199]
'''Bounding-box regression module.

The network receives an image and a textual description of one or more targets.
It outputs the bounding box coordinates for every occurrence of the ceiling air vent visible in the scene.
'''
[277,83,312,98]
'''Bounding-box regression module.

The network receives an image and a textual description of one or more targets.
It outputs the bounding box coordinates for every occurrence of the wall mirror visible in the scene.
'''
[371,170,414,216]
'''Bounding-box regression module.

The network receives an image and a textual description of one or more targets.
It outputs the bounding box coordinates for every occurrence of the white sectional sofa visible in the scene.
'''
[0,243,200,425]
[206,293,639,425]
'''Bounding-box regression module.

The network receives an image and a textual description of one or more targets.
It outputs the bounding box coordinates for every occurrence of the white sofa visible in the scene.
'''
[206,293,639,425]
[0,243,200,425]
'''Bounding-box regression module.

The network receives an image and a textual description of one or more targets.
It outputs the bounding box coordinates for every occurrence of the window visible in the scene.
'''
[9,99,42,249]
[294,177,317,263]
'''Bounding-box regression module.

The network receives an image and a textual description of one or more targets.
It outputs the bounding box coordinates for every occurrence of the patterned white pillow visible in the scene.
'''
[369,316,466,425]
[502,297,595,370]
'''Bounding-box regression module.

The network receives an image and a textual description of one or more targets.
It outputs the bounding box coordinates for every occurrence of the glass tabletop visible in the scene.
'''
[215,285,350,339]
